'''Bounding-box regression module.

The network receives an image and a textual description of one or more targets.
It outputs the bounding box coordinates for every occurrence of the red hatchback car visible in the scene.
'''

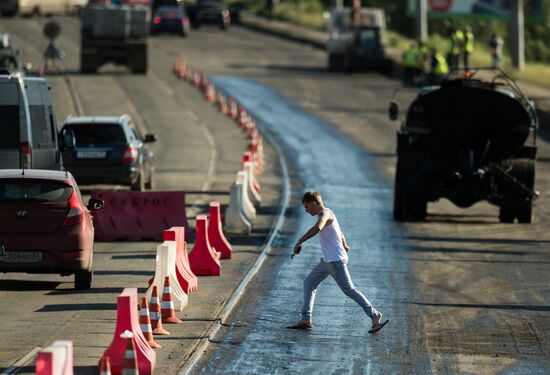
[0,169,103,289]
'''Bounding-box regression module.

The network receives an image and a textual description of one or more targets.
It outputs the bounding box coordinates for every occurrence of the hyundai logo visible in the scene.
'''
[16,209,28,218]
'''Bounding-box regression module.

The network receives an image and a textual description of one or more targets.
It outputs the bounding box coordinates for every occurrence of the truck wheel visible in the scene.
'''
[80,54,97,73]
[393,191,404,221]
[131,170,145,191]
[74,269,92,290]
[516,203,532,224]
[131,62,147,74]
[380,60,394,75]
[328,54,343,71]
[499,204,515,223]
[406,197,427,221]
[511,159,535,189]
[131,57,147,74]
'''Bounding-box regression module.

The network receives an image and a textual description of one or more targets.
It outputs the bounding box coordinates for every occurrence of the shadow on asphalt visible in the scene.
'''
[73,365,98,375]
[93,270,153,276]
[0,366,33,373]
[406,235,550,245]
[0,280,60,291]
[228,233,270,246]
[46,287,132,295]
[110,254,156,260]
[406,257,550,265]
[257,204,279,215]
[35,303,117,312]
[410,302,550,312]
[406,245,530,256]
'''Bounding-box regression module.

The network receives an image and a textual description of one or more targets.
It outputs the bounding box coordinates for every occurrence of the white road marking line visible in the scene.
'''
[2,346,42,375]
[150,71,176,96]
[184,109,217,217]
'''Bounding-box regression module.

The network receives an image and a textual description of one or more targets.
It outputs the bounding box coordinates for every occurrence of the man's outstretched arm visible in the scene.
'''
[293,210,330,254]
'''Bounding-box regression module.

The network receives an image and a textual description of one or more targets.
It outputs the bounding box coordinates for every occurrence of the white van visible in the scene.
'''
[18,0,87,16]
[0,74,63,170]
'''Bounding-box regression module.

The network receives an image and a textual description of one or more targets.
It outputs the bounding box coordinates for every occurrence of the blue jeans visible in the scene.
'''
[301,258,377,321]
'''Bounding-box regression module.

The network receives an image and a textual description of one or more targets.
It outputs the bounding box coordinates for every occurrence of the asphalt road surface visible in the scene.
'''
[1,16,550,374]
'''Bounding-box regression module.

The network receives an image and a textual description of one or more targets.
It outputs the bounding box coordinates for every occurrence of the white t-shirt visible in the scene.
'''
[318,208,348,263]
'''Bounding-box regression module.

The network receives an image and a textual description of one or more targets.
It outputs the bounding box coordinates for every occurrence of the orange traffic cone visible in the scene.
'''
[139,297,161,349]
[228,97,238,119]
[120,330,138,375]
[149,286,170,335]
[99,356,111,375]
[205,83,216,103]
[161,276,183,324]
[217,93,228,114]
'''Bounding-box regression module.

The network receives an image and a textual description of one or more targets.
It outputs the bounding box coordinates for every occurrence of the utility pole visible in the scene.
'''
[415,0,427,42]
[511,0,525,70]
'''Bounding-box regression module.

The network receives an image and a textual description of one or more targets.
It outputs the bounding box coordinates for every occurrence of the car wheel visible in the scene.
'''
[74,269,92,289]
[145,166,155,190]
[131,170,145,191]
[516,203,533,224]
[499,204,515,223]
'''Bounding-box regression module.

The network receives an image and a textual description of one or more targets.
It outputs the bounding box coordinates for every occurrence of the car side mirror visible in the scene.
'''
[24,62,32,72]
[87,198,104,211]
[144,133,157,143]
[388,101,399,121]
[61,129,76,149]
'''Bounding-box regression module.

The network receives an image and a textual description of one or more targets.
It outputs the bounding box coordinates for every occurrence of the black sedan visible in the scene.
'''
[188,0,230,30]
[151,5,190,36]
[60,115,156,191]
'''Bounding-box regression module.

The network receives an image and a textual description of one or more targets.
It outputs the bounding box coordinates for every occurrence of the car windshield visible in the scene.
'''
[65,124,127,147]
[0,55,17,69]
[332,10,381,31]
[0,180,73,202]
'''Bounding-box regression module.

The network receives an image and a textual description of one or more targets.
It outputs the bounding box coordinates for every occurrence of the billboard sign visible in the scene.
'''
[408,0,543,19]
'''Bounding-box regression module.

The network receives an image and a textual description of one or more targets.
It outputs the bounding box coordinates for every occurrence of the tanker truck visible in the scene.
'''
[80,2,149,74]
[390,70,539,223]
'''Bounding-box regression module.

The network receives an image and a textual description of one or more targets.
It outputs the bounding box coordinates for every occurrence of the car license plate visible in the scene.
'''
[77,151,107,159]
[0,251,43,263]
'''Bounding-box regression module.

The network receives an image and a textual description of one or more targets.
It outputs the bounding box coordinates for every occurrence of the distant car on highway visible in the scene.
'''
[151,5,190,36]
[60,115,156,191]
[188,0,230,30]
[0,169,103,289]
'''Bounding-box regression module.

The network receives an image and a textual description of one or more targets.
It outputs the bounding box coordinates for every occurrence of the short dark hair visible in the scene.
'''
[302,191,323,205]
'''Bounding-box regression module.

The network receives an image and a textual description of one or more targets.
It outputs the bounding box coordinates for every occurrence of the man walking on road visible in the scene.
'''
[289,191,389,333]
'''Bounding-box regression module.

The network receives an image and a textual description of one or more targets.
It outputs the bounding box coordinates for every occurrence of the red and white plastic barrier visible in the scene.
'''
[36,340,73,375]
[207,202,232,259]
[146,241,188,311]
[164,227,198,294]
[243,161,261,207]
[224,182,252,235]
[236,171,256,222]
[188,215,221,276]
[100,288,156,375]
